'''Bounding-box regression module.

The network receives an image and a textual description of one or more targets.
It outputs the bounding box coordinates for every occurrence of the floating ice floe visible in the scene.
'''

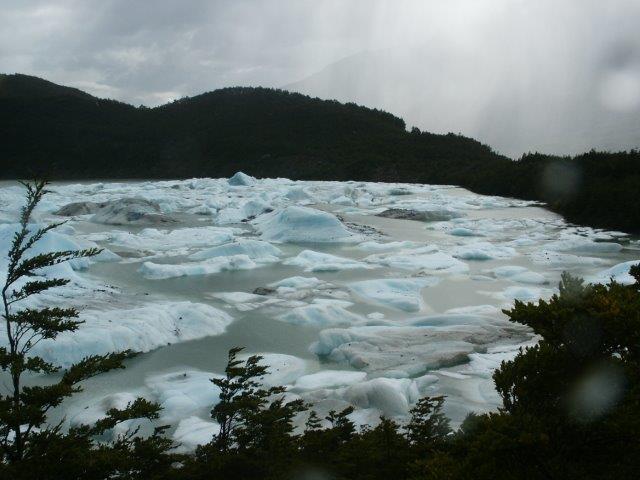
[588,260,640,285]
[283,250,371,272]
[0,224,118,285]
[294,370,367,390]
[174,417,220,452]
[529,249,608,268]
[70,391,141,428]
[449,227,481,237]
[356,240,420,251]
[252,206,361,243]
[348,277,439,312]
[488,266,548,285]
[83,226,239,258]
[377,206,462,222]
[228,171,257,186]
[58,198,176,226]
[190,239,282,263]
[451,241,517,261]
[31,302,233,367]
[311,319,527,377]
[238,352,309,386]
[278,301,364,328]
[545,234,623,254]
[482,285,555,304]
[343,377,420,416]
[139,255,258,279]
[270,276,324,290]
[173,416,220,452]
[146,370,223,421]
[215,199,272,224]
[365,247,469,274]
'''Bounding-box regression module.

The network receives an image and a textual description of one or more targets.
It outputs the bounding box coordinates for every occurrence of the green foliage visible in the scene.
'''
[2,183,639,479]
[2,74,639,232]
[429,272,640,480]
[0,181,175,479]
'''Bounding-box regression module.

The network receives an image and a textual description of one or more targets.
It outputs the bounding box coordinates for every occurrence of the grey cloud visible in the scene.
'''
[1,0,639,155]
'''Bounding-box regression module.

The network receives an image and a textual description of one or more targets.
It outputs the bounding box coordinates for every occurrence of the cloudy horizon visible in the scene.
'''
[2,0,639,156]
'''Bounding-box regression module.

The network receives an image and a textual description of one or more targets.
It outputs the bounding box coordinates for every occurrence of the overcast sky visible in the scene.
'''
[2,0,639,155]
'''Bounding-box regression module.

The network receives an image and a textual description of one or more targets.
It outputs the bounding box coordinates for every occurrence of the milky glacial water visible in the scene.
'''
[1,178,638,445]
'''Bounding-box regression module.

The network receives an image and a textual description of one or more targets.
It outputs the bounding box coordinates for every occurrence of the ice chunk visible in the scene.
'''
[89,198,176,226]
[449,227,480,237]
[139,255,257,279]
[311,324,511,376]
[284,187,312,203]
[252,206,360,243]
[55,201,100,216]
[365,248,468,274]
[283,250,371,272]
[530,250,608,268]
[87,226,238,257]
[174,416,220,451]
[489,266,548,285]
[146,370,223,420]
[70,391,140,427]
[356,240,420,251]
[484,285,555,303]
[269,276,324,290]
[238,353,309,386]
[228,171,257,186]
[377,208,460,222]
[348,277,439,312]
[216,200,272,224]
[452,242,517,260]
[589,260,640,285]
[343,378,419,416]
[444,305,501,316]
[279,303,364,328]
[32,302,233,368]
[190,239,282,262]
[545,235,623,254]
[294,370,367,390]
[0,224,117,279]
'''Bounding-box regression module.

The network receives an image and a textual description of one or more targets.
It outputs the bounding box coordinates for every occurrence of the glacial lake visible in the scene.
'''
[1,176,638,448]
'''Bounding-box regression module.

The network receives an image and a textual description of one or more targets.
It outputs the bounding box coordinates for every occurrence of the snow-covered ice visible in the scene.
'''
[283,249,371,272]
[1,176,636,441]
[348,277,439,312]
[252,206,361,243]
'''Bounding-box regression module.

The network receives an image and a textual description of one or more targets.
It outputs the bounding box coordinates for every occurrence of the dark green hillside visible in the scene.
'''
[1,73,638,231]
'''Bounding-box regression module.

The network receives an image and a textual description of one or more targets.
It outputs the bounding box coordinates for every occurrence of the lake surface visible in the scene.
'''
[1,176,637,447]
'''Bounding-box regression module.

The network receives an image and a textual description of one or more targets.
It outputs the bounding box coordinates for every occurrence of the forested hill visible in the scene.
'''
[1,73,639,232]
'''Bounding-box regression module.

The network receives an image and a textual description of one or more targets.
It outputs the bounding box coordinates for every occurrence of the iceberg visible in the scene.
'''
[283,250,371,272]
[30,302,233,368]
[348,277,439,312]
[228,171,257,186]
[139,255,258,279]
[252,206,361,243]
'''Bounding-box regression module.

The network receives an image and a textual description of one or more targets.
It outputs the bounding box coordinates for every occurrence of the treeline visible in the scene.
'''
[1,73,639,231]
[2,181,639,480]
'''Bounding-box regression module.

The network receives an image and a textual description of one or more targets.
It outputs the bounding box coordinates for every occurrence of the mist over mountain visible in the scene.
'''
[1,72,639,232]
[286,45,640,158]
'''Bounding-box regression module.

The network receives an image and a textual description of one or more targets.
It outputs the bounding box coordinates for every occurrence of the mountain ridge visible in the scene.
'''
[1,73,639,232]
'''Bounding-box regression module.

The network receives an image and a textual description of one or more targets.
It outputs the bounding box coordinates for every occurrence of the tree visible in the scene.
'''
[406,395,450,451]
[0,181,174,479]
[187,347,306,479]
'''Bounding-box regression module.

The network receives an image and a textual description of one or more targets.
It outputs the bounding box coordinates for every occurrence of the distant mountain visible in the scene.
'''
[0,73,93,100]
[0,73,639,232]
[285,49,640,158]
[0,72,507,181]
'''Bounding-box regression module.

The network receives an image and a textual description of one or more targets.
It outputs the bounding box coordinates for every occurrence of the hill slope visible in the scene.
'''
[285,48,640,158]
[1,73,639,232]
